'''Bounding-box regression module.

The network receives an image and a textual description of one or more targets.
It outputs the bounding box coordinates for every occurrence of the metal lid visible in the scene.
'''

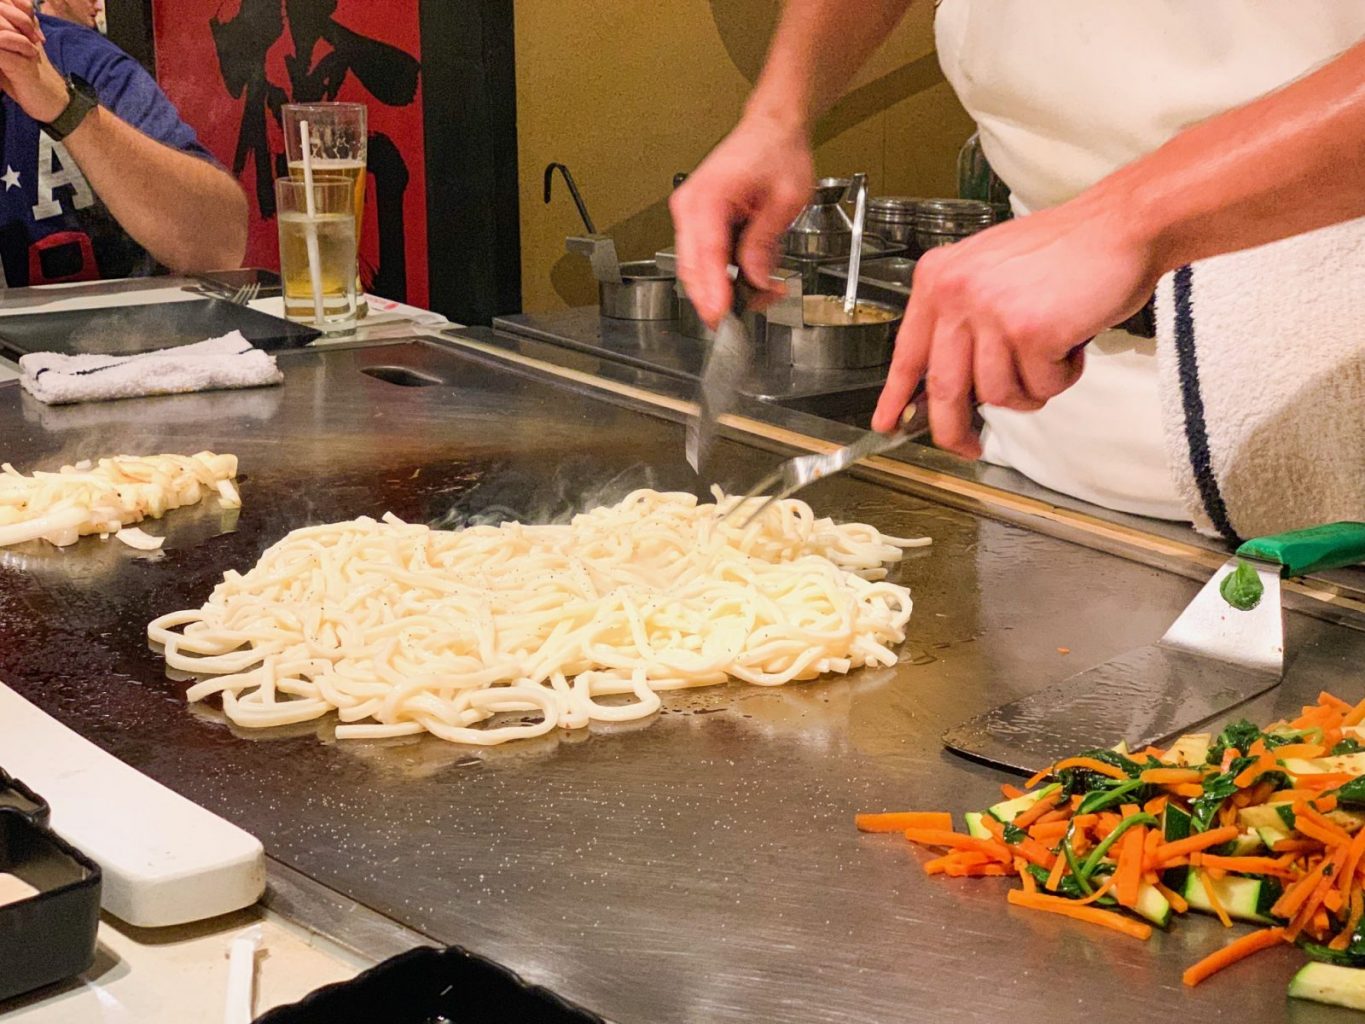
[867,196,921,223]
[915,198,996,233]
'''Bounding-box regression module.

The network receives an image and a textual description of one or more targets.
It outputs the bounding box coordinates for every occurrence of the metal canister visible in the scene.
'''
[866,196,920,249]
[914,198,996,252]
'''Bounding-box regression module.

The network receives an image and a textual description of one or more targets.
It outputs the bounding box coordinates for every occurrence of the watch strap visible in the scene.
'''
[42,75,97,142]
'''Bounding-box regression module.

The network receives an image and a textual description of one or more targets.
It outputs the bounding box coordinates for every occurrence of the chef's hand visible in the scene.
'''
[0,0,69,125]
[871,190,1160,458]
[669,112,814,328]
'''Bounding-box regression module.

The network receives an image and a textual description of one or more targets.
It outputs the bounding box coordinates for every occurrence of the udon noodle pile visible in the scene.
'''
[149,489,928,745]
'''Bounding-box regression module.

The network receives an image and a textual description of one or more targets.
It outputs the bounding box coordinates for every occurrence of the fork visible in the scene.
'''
[717,391,927,529]
[224,281,261,306]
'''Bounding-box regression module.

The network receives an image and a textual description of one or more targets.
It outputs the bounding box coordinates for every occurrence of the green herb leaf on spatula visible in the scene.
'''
[1219,559,1265,611]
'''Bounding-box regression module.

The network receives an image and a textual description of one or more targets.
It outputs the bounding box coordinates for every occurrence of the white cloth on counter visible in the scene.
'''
[1153,218,1365,541]
[18,331,283,405]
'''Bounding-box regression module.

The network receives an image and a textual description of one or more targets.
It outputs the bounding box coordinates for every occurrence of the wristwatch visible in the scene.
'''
[41,74,99,142]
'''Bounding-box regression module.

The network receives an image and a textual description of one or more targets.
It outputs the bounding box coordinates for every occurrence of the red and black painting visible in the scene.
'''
[150,0,429,307]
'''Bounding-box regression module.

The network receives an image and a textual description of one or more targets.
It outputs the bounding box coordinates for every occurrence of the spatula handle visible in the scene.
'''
[1237,522,1365,577]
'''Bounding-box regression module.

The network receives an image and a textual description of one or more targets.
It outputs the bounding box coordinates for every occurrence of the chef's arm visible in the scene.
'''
[744,0,915,129]
[0,0,248,271]
[1127,39,1365,270]
[671,0,914,327]
[60,110,249,272]
[872,37,1365,457]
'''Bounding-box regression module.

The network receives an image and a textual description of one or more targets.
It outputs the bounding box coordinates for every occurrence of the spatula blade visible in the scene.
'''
[941,645,1283,776]
[687,309,750,475]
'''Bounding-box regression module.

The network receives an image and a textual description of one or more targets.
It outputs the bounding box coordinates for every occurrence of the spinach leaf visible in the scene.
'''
[1076,778,1148,816]
[1335,776,1365,809]
[1207,721,1263,764]
[1331,739,1365,756]
[1191,757,1255,831]
[1276,804,1298,830]
[1003,822,1026,845]
[1057,749,1144,796]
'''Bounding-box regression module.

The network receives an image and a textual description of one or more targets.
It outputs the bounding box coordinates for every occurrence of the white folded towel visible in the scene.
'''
[1154,216,1365,541]
[18,331,284,406]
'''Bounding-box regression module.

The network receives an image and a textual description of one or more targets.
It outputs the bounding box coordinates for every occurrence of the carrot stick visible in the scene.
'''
[944,861,1009,877]
[1274,861,1330,920]
[1140,768,1204,785]
[1199,871,1234,928]
[902,829,1013,864]
[1053,757,1129,781]
[1343,696,1365,727]
[1181,927,1285,987]
[1115,825,1145,909]
[1270,743,1327,760]
[1338,825,1365,898]
[1019,863,1038,894]
[1013,793,1066,830]
[1155,880,1190,914]
[1273,838,1325,854]
[856,811,955,833]
[1143,795,1169,817]
[1033,807,1073,826]
[923,855,951,875]
[1001,783,1024,800]
[1025,768,1051,788]
[1198,855,1299,877]
[1029,821,1071,842]
[1319,691,1352,712]
[1170,783,1205,799]
[1045,846,1068,892]
[1294,804,1353,847]
[1073,871,1119,907]
[1154,826,1241,862]
[980,814,1056,870]
[1006,889,1152,941]
[1314,794,1340,814]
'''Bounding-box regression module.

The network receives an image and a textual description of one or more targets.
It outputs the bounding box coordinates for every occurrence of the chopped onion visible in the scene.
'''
[115,527,165,551]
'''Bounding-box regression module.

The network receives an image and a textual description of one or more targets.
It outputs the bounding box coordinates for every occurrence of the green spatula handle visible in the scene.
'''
[1237,522,1365,577]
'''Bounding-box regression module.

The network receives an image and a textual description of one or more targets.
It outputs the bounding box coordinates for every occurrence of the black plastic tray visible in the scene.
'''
[256,945,604,1024]
[0,808,101,1003]
[0,297,319,361]
[0,768,49,828]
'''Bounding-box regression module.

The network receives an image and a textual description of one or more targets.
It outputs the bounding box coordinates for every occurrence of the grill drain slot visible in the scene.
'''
[360,365,446,388]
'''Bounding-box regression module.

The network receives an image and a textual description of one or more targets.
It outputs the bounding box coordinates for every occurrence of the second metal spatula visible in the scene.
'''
[686,266,756,476]
[943,522,1365,775]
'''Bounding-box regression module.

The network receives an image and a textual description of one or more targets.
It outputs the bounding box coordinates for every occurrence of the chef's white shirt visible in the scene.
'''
[933,0,1365,519]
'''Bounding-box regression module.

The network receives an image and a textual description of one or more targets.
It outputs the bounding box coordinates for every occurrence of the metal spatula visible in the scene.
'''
[942,522,1365,775]
[686,265,756,476]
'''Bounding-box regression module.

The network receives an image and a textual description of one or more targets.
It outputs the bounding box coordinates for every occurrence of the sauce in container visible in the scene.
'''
[802,295,899,327]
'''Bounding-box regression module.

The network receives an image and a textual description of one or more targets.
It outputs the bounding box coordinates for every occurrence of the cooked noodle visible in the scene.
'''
[149,488,928,746]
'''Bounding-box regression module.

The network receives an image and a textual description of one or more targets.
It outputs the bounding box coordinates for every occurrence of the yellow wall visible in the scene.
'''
[514,1,975,312]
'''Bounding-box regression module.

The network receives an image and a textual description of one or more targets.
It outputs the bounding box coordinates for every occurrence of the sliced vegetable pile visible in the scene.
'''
[858,692,1365,1012]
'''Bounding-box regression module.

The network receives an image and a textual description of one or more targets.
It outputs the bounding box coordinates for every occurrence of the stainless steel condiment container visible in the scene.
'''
[913,198,996,252]
[866,196,920,249]
[782,177,854,259]
[765,296,902,370]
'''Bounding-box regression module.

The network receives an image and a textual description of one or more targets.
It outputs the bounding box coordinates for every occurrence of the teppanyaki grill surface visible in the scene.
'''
[0,339,1357,1024]
[0,297,319,361]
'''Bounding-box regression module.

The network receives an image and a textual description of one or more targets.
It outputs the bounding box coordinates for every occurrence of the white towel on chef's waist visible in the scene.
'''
[18,331,283,406]
[1154,217,1365,541]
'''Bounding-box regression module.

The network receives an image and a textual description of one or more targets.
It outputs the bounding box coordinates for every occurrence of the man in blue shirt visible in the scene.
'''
[0,0,246,286]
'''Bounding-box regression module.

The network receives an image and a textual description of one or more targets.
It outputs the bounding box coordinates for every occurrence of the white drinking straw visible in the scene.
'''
[298,120,327,325]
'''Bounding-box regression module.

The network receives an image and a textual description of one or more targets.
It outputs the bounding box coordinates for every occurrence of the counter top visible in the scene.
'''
[0,909,356,1023]
[0,334,1360,1023]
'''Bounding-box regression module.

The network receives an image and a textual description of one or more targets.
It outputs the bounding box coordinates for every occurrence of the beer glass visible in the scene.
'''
[275,177,358,330]
[283,103,367,316]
